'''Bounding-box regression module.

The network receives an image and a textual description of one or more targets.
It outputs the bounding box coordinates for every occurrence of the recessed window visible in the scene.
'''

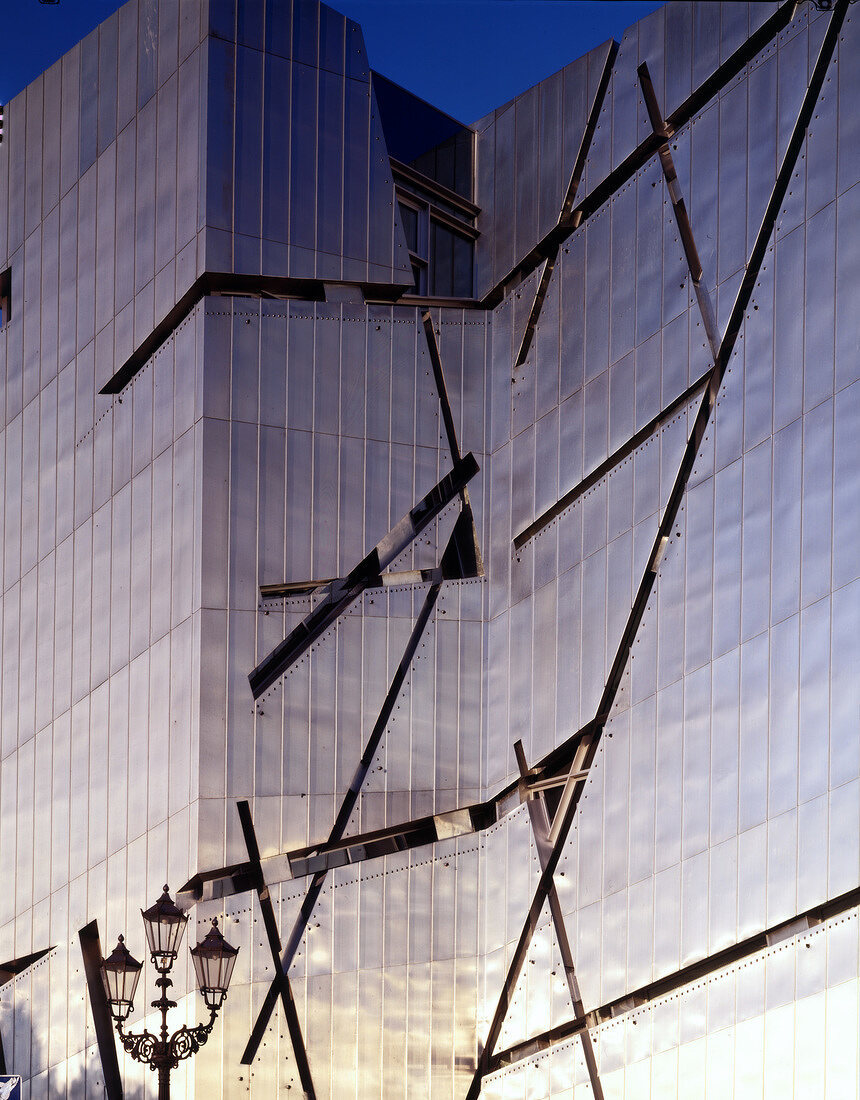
[0,268,10,328]
[398,197,428,295]
[399,201,419,253]
[395,171,478,300]
[430,219,473,299]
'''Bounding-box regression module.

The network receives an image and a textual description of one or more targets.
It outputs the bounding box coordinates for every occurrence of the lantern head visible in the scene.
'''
[100,936,143,1021]
[141,885,188,966]
[190,918,239,1011]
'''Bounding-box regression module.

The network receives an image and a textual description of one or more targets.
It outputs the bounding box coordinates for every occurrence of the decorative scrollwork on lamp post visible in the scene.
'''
[100,886,239,1100]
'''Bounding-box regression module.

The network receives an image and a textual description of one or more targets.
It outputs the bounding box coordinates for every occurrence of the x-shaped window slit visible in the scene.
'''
[513,740,605,1099]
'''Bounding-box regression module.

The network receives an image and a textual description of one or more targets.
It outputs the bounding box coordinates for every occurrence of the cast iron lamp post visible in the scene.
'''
[100,886,239,1100]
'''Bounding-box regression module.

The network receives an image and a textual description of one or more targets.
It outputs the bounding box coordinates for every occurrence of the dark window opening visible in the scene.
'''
[395,169,478,300]
[430,220,473,299]
[398,196,431,294]
[410,257,428,296]
[399,201,419,253]
[0,268,10,328]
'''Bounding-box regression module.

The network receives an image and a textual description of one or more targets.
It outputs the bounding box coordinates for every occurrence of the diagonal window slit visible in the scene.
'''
[512,41,618,369]
[513,741,605,1099]
[488,884,860,1076]
[236,802,318,1095]
[241,581,442,1066]
[513,373,708,551]
[637,61,720,360]
[248,452,478,698]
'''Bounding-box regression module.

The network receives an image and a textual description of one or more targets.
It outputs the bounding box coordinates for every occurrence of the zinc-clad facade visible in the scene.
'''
[1,1,860,1097]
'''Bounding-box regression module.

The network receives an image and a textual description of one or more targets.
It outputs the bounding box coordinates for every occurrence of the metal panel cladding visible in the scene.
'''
[1,1,860,1098]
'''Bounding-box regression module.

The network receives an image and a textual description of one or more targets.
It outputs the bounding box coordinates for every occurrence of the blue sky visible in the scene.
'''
[2,0,663,121]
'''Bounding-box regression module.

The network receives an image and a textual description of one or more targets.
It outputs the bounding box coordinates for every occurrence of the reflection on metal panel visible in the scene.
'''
[4,0,860,1096]
[470,5,853,1096]
[473,40,615,300]
[487,903,860,1095]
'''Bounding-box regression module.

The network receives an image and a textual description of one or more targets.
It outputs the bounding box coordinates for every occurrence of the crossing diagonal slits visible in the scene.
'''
[489,880,860,1073]
[248,452,478,699]
[511,42,618,369]
[240,582,441,1066]
[465,3,848,1094]
[512,740,604,1100]
[250,313,483,700]
[478,0,798,312]
[236,801,318,1095]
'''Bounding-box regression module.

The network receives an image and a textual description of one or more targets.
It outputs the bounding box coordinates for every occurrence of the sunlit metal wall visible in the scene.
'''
[472,41,614,301]
[203,0,413,285]
[1,0,860,1098]
[478,1,860,1096]
[189,296,489,1096]
[0,0,484,1095]
[187,2,487,1092]
[0,0,213,1092]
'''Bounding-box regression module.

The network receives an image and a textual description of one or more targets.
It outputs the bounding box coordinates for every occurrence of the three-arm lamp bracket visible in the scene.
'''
[100,886,239,1100]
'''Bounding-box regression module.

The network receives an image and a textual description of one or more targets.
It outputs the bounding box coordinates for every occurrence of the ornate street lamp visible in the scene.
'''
[100,886,239,1100]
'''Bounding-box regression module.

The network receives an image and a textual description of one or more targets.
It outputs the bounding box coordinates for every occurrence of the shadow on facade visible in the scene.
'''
[0,992,147,1100]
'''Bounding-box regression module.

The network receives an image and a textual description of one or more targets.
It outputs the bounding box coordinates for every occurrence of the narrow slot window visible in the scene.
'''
[0,268,10,328]
[398,201,419,253]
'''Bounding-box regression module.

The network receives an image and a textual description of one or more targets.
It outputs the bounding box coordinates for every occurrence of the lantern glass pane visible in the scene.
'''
[191,950,208,994]
[192,945,232,992]
[191,919,240,1007]
[100,938,143,1020]
[220,950,237,991]
[195,948,237,994]
[141,886,188,961]
[143,913,186,958]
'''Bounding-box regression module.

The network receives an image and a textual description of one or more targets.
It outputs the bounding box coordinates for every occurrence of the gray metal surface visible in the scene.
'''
[473,40,615,300]
[1,0,860,1096]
